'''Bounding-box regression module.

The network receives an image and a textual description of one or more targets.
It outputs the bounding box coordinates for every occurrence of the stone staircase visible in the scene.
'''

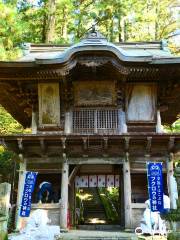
[59,230,138,240]
[82,188,107,224]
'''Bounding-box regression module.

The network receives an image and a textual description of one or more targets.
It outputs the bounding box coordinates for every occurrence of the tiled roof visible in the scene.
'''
[16,30,180,64]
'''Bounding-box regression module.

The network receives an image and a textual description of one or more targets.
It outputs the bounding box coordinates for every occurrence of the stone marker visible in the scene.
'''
[0,182,11,240]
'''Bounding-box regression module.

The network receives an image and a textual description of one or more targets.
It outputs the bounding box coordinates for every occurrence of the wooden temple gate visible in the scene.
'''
[0,29,179,231]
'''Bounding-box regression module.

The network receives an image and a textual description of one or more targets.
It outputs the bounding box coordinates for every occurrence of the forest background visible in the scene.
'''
[0,0,179,182]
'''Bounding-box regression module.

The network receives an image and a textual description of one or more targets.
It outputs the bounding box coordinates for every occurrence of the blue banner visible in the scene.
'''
[20,171,38,217]
[147,162,164,212]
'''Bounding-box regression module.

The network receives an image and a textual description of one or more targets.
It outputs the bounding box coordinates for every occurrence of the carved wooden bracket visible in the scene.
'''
[82,137,88,150]
[103,137,108,150]
[17,138,24,152]
[124,137,130,152]
[168,137,175,152]
[61,137,66,149]
[146,137,152,154]
[40,138,46,154]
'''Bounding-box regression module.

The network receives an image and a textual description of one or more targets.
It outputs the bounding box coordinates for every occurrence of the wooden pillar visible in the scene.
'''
[123,152,132,229]
[64,111,73,134]
[167,153,177,209]
[156,109,163,133]
[15,154,26,230]
[119,108,127,133]
[31,111,37,134]
[60,159,69,229]
[69,184,75,226]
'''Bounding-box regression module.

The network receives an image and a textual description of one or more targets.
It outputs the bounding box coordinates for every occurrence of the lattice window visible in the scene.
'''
[73,109,119,134]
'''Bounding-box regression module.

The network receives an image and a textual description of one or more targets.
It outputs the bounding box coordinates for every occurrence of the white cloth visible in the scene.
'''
[163,194,170,209]
[139,197,168,235]
[9,210,60,240]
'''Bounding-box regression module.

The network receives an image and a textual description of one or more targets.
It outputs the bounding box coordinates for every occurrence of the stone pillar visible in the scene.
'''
[31,111,37,134]
[123,153,132,229]
[156,109,164,133]
[15,154,26,230]
[0,183,11,240]
[64,111,73,134]
[60,160,69,229]
[167,153,178,209]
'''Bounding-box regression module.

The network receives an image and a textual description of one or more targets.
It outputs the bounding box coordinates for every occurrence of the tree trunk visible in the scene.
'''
[110,18,114,42]
[155,2,159,40]
[45,0,56,43]
[62,7,68,40]
[118,16,122,42]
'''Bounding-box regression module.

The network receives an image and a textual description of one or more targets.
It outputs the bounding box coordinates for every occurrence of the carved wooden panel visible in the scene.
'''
[38,83,60,127]
[74,81,116,106]
[126,84,156,122]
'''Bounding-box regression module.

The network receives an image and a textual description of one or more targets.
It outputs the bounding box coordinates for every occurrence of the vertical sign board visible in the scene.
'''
[20,171,38,217]
[147,162,164,212]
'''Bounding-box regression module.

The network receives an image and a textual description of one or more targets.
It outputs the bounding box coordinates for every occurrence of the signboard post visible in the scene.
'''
[147,162,164,236]
[20,171,38,217]
[147,162,164,212]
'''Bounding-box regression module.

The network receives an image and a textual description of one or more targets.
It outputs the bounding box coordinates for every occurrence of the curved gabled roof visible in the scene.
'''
[0,29,179,127]
[16,29,180,65]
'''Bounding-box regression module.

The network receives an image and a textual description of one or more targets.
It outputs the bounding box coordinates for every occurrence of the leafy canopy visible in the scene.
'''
[0,0,179,60]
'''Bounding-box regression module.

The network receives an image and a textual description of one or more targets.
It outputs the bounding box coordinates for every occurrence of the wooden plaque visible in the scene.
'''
[74,81,116,106]
[38,83,60,127]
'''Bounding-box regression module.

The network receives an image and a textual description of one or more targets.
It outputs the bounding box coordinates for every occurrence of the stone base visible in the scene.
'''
[138,236,167,240]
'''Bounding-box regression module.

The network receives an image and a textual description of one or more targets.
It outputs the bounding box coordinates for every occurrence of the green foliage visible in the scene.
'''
[0,106,23,134]
[0,0,179,60]
[164,119,180,133]
[168,232,180,240]
[0,0,23,60]
[98,187,119,223]
[163,164,180,233]
[0,106,22,181]
[0,146,19,181]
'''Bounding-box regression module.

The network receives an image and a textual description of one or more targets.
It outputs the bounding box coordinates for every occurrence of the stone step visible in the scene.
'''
[59,230,137,240]
[84,209,105,213]
[77,225,122,230]
[79,238,131,240]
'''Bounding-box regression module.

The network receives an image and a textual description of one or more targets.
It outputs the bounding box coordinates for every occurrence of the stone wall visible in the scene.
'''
[131,203,146,228]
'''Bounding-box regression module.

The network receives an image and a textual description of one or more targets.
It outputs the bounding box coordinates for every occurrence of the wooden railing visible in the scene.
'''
[72,108,119,134]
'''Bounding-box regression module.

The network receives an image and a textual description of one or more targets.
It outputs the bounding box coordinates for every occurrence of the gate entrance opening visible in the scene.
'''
[74,165,123,226]
[75,187,120,225]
